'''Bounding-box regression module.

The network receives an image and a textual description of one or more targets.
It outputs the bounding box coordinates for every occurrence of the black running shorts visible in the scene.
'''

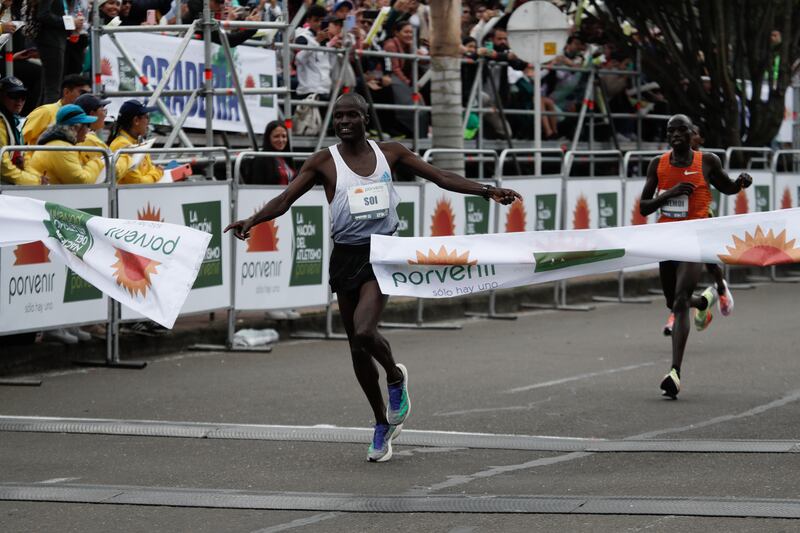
[329,242,376,294]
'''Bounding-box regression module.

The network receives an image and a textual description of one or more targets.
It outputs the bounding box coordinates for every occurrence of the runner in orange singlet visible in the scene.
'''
[640,114,752,399]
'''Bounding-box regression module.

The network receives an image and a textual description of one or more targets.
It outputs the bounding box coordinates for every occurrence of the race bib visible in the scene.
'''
[660,193,689,219]
[348,182,390,221]
[62,15,76,30]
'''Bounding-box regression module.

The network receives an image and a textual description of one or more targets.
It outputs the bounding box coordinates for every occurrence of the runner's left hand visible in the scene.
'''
[490,187,522,205]
[737,172,753,190]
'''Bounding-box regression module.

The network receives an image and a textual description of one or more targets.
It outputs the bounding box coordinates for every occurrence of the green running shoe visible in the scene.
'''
[694,286,718,332]
[367,423,400,462]
[387,364,410,425]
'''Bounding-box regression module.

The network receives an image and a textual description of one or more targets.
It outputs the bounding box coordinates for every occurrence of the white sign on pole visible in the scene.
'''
[117,183,231,318]
[234,187,330,311]
[507,1,570,65]
[100,34,278,133]
[0,188,109,333]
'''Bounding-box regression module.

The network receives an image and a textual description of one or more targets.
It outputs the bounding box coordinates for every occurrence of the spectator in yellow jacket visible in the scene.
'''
[0,76,41,185]
[28,104,104,184]
[108,100,164,184]
[21,74,91,155]
[73,93,123,180]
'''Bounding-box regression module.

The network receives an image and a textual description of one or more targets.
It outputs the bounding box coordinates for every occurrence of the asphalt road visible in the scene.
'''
[2,281,800,532]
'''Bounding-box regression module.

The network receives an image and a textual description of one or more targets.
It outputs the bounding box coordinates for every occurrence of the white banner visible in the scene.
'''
[234,187,329,311]
[371,209,800,298]
[100,34,278,133]
[117,183,230,318]
[0,195,210,328]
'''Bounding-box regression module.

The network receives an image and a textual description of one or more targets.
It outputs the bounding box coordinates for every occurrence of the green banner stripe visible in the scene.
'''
[534,249,626,273]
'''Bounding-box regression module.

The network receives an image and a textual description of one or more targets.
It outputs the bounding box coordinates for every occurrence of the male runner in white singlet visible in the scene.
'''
[226,94,521,462]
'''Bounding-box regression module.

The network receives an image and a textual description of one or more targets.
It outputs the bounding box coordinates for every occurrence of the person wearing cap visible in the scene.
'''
[28,104,104,184]
[108,99,164,184]
[332,0,353,20]
[0,76,41,185]
[22,74,91,157]
[74,93,115,167]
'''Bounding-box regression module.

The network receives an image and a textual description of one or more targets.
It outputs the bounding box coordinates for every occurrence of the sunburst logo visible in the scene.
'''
[573,194,590,229]
[631,197,648,225]
[718,226,800,266]
[100,57,113,76]
[734,190,749,214]
[110,248,161,297]
[408,245,477,265]
[13,241,50,265]
[137,202,164,222]
[245,75,255,88]
[505,200,526,232]
[781,187,792,209]
[430,197,456,236]
[247,219,279,252]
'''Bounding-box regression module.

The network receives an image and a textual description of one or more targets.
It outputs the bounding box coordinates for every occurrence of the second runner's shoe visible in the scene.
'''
[367,423,400,462]
[387,364,410,425]
[663,313,675,336]
[660,368,681,399]
[718,280,734,317]
[694,286,717,331]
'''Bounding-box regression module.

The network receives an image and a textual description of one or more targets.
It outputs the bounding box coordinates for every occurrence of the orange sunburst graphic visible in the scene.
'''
[111,248,161,297]
[734,190,749,214]
[430,197,456,236]
[247,219,279,252]
[631,197,647,225]
[245,75,256,88]
[573,194,590,229]
[505,200,526,232]
[13,241,50,265]
[781,187,792,209]
[718,226,800,267]
[408,245,478,265]
[100,57,113,76]
[137,202,164,222]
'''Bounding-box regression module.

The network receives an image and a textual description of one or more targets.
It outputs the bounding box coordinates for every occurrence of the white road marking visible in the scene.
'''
[504,361,658,394]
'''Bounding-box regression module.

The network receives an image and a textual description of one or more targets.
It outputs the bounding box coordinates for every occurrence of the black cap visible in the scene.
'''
[74,93,111,113]
[119,99,158,118]
[0,76,27,96]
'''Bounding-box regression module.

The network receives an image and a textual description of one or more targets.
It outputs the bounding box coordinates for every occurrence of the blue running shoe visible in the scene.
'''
[367,423,399,462]
[387,364,410,425]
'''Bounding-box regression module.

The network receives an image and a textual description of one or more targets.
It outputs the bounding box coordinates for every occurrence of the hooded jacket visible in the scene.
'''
[28,124,105,184]
[0,107,41,185]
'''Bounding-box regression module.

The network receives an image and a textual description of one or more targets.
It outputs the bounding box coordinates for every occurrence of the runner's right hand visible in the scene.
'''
[668,182,695,198]
[224,218,254,240]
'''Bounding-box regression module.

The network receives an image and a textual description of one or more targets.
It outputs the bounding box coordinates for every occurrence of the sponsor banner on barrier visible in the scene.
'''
[370,208,800,298]
[0,194,210,329]
[775,174,800,209]
[99,34,278,133]
[117,184,231,318]
[496,176,562,232]
[235,187,330,311]
[565,179,622,230]
[394,183,421,237]
[423,182,495,237]
[723,170,772,216]
[0,189,109,333]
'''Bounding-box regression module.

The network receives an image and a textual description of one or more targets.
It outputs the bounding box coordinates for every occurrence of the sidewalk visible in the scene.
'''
[1,271,664,377]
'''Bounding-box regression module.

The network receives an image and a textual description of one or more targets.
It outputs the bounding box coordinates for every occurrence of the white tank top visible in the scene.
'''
[329,140,400,245]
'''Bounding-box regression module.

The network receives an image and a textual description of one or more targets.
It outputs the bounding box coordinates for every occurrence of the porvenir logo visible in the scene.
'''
[505,200,526,232]
[100,57,113,76]
[631,197,647,225]
[573,194,590,229]
[430,197,456,236]
[718,226,800,266]
[408,246,477,265]
[782,187,792,209]
[111,248,161,297]
[13,241,50,265]
[138,202,164,222]
[393,245,494,288]
[247,214,279,252]
[735,190,749,214]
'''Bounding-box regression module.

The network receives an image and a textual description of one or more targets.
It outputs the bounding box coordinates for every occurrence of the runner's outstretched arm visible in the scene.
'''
[386,142,521,205]
[703,152,753,195]
[639,156,696,216]
[224,152,324,240]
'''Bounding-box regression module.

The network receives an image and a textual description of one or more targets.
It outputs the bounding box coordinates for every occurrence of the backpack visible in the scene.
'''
[292,93,322,136]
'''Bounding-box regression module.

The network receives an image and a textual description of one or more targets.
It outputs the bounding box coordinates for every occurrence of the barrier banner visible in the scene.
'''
[0,195,210,328]
[774,173,800,209]
[99,34,278,133]
[234,187,329,311]
[394,183,422,237]
[117,184,231,318]
[422,182,496,237]
[496,177,562,232]
[565,178,622,230]
[370,208,800,298]
[723,170,772,216]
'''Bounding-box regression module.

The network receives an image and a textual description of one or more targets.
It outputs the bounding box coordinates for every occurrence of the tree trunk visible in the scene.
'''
[429,0,464,174]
